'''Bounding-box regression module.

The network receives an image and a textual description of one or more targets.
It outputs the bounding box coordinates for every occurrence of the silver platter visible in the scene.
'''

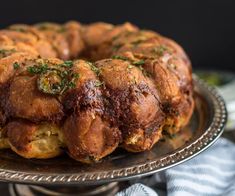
[0,75,227,185]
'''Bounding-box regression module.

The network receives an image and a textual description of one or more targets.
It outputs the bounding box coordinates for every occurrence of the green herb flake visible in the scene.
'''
[28,60,81,95]
[72,73,80,79]
[0,49,6,54]
[68,81,76,89]
[112,44,122,51]
[138,65,144,71]
[27,64,48,74]
[131,39,143,46]
[143,70,150,77]
[37,23,50,31]
[95,80,104,87]
[37,70,63,95]
[133,59,145,65]
[132,76,137,84]
[61,60,73,68]
[112,55,129,61]
[27,66,39,74]
[86,62,101,76]
[60,70,69,77]
[0,49,15,54]
[112,34,120,41]
[136,65,150,77]
[10,27,26,32]
[152,45,168,56]
[58,27,66,33]
[0,49,16,58]
[13,62,20,69]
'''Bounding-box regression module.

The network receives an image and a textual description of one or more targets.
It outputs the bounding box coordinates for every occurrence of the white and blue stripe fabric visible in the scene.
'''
[117,138,235,196]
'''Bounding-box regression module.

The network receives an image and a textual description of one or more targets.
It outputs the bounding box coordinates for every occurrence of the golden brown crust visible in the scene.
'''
[8,24,58,58]
[95,59,165,151]
[61,60,121,162]
[81,22,114,47]
[0,127,10,149]
[81,22,138,60]
[0,28,56,59]
[35,23,70,60]
[111,30,194,133]
[64,21,85,59]
[6,75,63,122]
[7,120,64,159]
[62,60,103,112]
[63,111,121,163]
[0,21,194,162]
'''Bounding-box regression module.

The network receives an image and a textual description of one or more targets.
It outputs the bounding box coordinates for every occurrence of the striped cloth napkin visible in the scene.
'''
[117,137,235,196]
[117,73,235,196]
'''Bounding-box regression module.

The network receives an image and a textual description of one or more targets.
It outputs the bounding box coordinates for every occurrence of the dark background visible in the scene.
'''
[0,0,234,71]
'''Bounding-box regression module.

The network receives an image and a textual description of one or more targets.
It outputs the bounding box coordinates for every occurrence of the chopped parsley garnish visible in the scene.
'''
[86,61,101,76]
[10,27,26,32]
[137,65,150,77]
[60,70,69,77]
[68,81,76,89]
[27,64,48,74]
[0,49,15,53]
[132,76,137,84]
[38,69,80,95]
[132,60,149,76]
[37,23,66,33]
[0,49,16,58]
[133,60,145,65]
[72,73,80,79]
[112,56,145,66]
[152,45,168,56]
[111,56,149,76]
[38,70,63,94]
[27,60,81,94]
[95,80,104,87]
[37,23,50,31]
[138,65,144,71]
[112,34,120,41]
[58,27,66,33]
[60,60,73,68]
[131,39,144,46]
[13,62,20,69]
[112,55,129,61]
[112,44,122,51]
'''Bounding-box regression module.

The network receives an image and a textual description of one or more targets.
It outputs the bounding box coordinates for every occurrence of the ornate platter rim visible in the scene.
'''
[0,75,227,185]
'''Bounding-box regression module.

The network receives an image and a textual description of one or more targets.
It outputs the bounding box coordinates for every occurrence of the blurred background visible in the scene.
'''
[0,0,234,71]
